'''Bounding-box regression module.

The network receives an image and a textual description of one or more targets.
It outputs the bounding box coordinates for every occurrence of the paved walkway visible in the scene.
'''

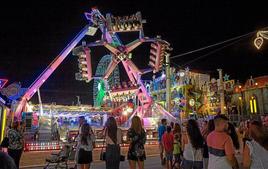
[22,156,166,169]
[20,145,243,169]
[22,155,243,169]
[20,145,159,168]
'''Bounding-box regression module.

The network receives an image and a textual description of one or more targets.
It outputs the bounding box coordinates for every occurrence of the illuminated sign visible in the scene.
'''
[224,80,235,91]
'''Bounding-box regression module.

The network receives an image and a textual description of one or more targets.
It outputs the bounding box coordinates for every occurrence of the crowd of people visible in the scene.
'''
[74,115,146,169]
[0,114,268,169]
[157,115,268,169]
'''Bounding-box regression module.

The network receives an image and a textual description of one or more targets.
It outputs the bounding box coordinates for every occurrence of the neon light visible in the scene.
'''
[15,25,90,116]
[254,37,263,50]
[253,99,257,113]
[1,108,7,142]
[96,80,106,107]
[0,79,8,89]
[14,9,172,123]
[254,31,268,49]
[0,97,5,104]
[250,100,253,113]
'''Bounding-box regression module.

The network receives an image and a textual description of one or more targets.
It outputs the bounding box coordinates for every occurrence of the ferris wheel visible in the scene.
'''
[93,55,120,107]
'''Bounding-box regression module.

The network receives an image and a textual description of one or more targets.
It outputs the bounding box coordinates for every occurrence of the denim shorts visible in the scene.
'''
[165,152,173,161]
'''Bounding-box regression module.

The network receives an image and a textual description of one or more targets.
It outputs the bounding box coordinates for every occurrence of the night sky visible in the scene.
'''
[0,0,268,105]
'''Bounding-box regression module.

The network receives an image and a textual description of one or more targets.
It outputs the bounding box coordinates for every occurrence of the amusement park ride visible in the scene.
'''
[14,8,175,121]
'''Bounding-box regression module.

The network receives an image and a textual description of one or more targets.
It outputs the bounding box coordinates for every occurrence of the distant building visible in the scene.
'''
[231,76,268,115]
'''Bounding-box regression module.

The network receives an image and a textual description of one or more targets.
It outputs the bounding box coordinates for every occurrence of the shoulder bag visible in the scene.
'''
[1,137,9,148]
[100,129,107,161]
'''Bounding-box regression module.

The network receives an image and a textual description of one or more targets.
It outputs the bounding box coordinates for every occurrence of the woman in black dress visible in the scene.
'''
[77,123,95,169]
[105,116,122,169]
[127,116,146,169]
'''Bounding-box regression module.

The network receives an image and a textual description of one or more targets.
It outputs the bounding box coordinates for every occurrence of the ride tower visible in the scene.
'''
[14,8,175,123]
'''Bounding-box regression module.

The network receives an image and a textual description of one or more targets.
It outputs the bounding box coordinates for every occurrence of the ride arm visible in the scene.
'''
[125,39,144,53]
[124,38,157,53]
[23,25,90,100]
[14,25,91,117]
[103,43,120,55]
[86,41,105,47]
[103,56,119,80]
[154,103,176,120]
[121,60,152,104]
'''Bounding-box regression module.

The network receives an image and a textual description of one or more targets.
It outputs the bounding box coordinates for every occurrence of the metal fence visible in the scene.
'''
[227,114,265,125]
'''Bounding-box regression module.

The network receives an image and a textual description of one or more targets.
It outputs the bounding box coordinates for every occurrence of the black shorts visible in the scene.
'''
[78,149,92,164]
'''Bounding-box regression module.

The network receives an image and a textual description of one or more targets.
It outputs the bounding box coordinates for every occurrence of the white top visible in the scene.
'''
[106,128,122,145]
[183,142,203,162]
[77,133,95,151]
[208,153,232,169]
[246,140,268,169]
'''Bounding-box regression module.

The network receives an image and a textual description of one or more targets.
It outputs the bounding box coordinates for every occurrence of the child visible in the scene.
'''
[173,133,181,169]
[162,126,174,169]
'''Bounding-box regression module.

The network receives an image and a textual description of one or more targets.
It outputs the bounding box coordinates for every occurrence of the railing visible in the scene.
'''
[24,141,62,151]
[24,128,159,151]
[24,138,159,152]
[227,114,264,124]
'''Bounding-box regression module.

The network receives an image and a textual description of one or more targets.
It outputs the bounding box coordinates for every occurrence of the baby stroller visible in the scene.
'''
[44,144,73,169]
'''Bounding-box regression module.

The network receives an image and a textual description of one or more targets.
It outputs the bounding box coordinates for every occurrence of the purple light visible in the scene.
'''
[161,72,166,80]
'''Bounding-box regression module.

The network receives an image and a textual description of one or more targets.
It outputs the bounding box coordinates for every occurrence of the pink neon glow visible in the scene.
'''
[0,79,8,89]
[125,39,143,53]
[15,25,90,116]
[155,103,176,120]
[85,48,92,81]
[103,58,119,80]
[15,9,170,123]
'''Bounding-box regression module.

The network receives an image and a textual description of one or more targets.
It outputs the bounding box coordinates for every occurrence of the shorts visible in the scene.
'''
[77,149,92,164]
[174,154,181,163]
[165,152,173,161]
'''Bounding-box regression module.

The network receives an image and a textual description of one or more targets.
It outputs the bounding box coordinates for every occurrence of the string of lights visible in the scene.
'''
[170,26,268,60]
[181,36,249,67]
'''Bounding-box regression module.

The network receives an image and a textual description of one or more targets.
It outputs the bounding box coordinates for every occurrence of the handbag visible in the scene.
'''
[1,137,9,148]
[99,128,125,162]
[136,145,145,157]
[100,129,107,161]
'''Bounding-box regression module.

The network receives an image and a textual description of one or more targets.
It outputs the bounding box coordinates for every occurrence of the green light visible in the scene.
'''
[128,53,132,59]
[96,80,106,107]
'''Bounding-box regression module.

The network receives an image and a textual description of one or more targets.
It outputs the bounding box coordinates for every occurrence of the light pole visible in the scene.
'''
[166,53,171,113]
[217,69,225,114]
[238,85,244,117]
